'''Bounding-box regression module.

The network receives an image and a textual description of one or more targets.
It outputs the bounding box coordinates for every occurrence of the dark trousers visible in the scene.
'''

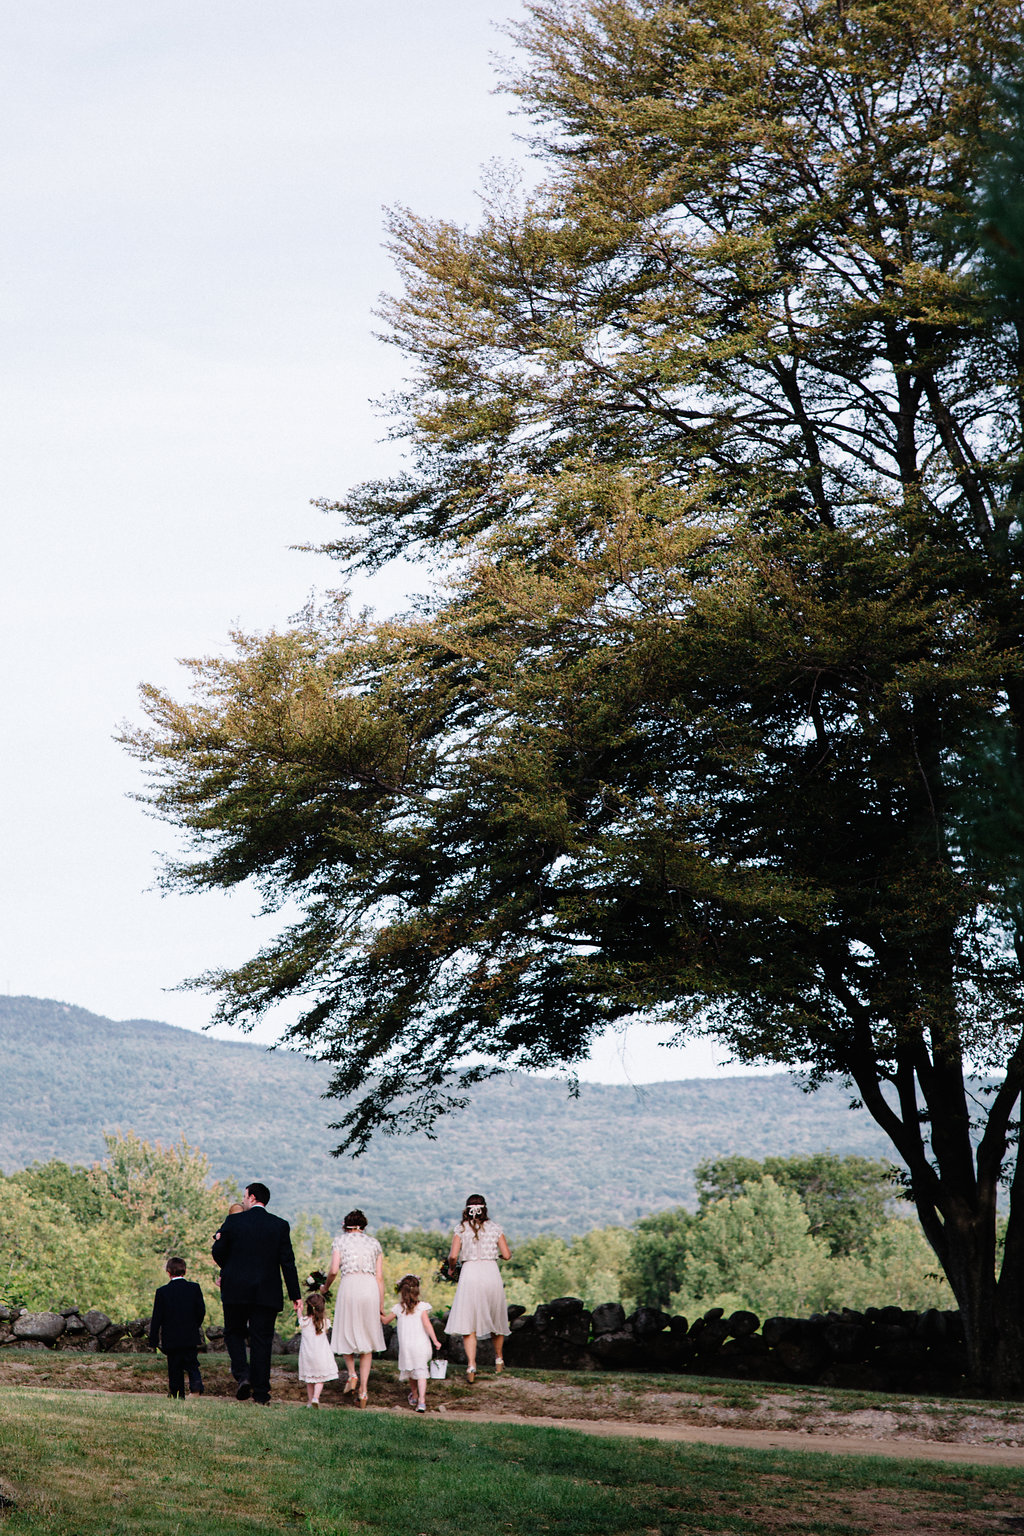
[222,1302,278,1402]
[165,1347,202,1399]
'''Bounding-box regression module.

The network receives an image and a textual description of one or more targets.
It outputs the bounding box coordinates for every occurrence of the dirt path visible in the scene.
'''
[432,1408,1024,1467]
[5,1351,1024,1471]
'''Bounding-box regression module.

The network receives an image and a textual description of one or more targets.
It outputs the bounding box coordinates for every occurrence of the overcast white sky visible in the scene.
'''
[0,0,762,1082]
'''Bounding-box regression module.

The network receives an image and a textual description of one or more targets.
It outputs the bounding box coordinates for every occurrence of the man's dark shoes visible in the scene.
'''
[235,1379,252,1401]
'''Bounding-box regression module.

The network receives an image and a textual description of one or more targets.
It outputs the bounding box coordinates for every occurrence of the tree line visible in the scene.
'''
[2,1139,952,1322]
[381,1152,953,1318]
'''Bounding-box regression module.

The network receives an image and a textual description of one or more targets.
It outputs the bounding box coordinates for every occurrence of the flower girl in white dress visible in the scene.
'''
[298,1292,339,1405]
[382,1274,441,1411]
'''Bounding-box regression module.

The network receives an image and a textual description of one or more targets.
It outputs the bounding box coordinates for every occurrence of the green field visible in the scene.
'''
[1,1388,1022,1536]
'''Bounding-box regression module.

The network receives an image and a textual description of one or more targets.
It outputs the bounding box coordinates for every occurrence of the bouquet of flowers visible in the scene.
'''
[305,1269,329,1294]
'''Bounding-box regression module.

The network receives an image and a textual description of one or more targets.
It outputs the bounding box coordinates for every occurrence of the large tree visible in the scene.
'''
[125,0,1024,1387]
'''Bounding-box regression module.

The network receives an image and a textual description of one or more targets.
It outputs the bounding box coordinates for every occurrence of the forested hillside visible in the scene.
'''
[0,996,898,1233]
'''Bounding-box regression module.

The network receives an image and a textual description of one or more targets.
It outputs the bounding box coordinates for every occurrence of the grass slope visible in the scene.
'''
[0,995,896,1233]
[1,1388,1022,1536]
[7,1349,1024,1444]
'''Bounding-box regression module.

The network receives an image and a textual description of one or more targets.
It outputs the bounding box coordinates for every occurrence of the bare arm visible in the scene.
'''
[497,1233,511,1262]
[448,1232,462,1269]
[375,1251,384,1308]
[322,1251,340,1292]
[421,1309,441,1350]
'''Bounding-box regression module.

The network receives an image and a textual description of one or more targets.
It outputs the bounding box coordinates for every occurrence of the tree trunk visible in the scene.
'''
[992,1127,1024,1396]
[855,1042,1023,1394]
[938,1209,1002,1391]
[993,1277,1024,1397]
[907,1138,1024,1395]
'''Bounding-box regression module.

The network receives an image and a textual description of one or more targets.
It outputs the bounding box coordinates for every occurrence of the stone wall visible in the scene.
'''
[0,1304,308,1358]
[496,1298,969,1394]
[0,1298,970,1394]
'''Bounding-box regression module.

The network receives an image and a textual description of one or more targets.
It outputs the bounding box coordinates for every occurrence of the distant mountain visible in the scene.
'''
[0,995,897,1235]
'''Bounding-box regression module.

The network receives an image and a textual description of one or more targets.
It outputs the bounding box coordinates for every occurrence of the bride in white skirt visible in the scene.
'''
[444,1193,511,1382]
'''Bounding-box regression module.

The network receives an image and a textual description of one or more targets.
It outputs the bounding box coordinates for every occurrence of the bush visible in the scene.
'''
[1,1133,238,1317]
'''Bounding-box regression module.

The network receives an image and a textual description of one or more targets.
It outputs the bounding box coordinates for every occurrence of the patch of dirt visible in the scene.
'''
[435,1372,1024,1450]
[706,1485,1024,1535]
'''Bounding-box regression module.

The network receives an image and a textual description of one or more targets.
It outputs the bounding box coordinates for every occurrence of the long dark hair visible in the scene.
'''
[461,1194,488,1238]
[305,1292,327,1335]
[398,1273,421,1315]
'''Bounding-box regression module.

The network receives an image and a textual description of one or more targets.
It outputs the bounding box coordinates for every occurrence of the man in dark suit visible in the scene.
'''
[211,1180,302,1404]
[149,1256,206,1398]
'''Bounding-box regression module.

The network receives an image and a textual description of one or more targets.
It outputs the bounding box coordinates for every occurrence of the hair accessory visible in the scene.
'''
[467,1204,485,1216]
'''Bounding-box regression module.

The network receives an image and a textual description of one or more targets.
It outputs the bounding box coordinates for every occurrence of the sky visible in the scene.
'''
[0,0,763,1083]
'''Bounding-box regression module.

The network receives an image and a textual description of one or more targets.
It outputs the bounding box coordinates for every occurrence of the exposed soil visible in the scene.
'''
[672,1479,1024,1535]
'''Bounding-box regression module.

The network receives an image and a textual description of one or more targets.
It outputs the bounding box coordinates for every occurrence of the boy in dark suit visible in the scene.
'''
[149,1256,206,1399]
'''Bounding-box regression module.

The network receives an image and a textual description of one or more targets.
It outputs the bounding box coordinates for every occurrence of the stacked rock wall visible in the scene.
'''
[0,1305,297,1357]
[497,1298,969,1394]
[1,1297,970,1394]
[0,1305,133,1352]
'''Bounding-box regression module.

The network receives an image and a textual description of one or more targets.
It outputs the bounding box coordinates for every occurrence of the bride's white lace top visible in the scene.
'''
[455,1219,504,1262]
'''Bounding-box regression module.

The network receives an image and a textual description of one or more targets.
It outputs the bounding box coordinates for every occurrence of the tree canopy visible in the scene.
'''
[125,0,1024,1385]
[2,1135,238,1316]
[625,1207,695,1309]
[695,1153,894,1257]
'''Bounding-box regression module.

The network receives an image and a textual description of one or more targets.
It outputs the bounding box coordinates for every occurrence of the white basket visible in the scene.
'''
[428,1358,448,1379]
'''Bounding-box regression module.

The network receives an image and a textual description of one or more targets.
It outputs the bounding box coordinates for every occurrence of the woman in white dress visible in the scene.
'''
[445,1193,511,1382]
[320,1209,385,1405]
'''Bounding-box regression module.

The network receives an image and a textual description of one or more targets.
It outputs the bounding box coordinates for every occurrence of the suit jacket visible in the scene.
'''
[149,1278,206,1352]
[211,1206,301,1311]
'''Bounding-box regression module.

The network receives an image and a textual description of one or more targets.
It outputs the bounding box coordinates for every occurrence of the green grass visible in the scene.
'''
[1,1388,1023,1536]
